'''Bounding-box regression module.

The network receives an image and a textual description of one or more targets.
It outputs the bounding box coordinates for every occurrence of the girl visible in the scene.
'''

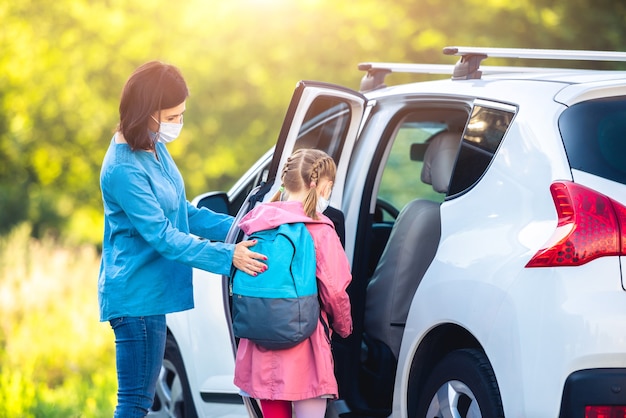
[234,148,353,418]
[99,61,267,418]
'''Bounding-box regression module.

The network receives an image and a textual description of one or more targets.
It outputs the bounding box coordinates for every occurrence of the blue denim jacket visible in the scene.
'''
[98,138,234,321]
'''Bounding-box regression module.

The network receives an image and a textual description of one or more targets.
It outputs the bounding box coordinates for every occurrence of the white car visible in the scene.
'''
[150,46,626,418]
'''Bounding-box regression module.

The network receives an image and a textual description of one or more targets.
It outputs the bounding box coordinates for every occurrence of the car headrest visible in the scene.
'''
[420,131,461,194]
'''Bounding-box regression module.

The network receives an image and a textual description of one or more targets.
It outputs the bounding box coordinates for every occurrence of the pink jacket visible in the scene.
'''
[233,200,353,401]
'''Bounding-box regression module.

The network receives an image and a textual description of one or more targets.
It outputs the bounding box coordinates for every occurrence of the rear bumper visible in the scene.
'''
[559,369,626,418]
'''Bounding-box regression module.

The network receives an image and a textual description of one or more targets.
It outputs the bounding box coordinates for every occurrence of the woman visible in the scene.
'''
[99,61,267,418]
[234,148,353,418]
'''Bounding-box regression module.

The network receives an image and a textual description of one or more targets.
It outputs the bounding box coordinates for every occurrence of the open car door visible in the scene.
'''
[264,80,367,207]
[227,80,367,416]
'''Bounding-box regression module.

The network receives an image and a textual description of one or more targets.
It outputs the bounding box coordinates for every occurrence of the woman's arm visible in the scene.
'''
[106,164,235,275]
[187,201,233,241]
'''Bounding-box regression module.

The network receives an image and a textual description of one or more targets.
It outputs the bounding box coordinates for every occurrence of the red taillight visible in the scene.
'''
[586,405,626,418]
[526,181,626,267]
[616,202,626,255]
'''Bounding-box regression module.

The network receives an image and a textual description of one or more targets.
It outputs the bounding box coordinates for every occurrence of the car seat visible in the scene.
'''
[358,131,461,410]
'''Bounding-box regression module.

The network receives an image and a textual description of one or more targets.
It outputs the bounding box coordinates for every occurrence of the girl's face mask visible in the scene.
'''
[316,181,333,213]
[316,194,330,213]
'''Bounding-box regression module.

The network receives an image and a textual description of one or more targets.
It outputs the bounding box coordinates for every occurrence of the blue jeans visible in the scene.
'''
[110,315,167,418]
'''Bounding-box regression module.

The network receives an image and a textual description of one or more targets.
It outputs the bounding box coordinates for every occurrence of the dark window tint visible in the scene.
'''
[448,105,514,196]
[559,96,626,185]
[294,97,350,163]
[229,161,270,215]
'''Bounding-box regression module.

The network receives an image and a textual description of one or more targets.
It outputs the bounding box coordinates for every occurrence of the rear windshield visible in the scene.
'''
[559,96,626,185]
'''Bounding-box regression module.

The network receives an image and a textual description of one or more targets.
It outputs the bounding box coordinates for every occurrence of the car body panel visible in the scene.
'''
[392,78,626,417]
[166,270,248,417]
[554,76,626,105]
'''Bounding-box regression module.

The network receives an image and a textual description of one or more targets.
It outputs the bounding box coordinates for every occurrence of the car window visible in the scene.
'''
[266,82,365,212]
[229,161,269,215]
[377,118,450,221]
[559,95,626,185]
[293,96,350,164]
[448,104,515,196]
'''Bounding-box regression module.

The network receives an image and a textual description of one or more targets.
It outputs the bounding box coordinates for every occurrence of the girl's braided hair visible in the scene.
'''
[270,148,336,220]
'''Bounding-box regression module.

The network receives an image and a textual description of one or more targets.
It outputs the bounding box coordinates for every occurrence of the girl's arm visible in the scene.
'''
[313,224,353,338]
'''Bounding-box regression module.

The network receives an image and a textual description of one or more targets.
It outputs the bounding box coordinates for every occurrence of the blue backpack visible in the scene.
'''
[231,222,320,350]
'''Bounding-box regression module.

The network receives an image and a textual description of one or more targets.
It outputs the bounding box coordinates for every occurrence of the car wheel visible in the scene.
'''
[417,349,504,418]
[149,334,198,418]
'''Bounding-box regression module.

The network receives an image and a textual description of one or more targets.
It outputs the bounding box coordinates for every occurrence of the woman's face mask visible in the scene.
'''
[151,115,183,144]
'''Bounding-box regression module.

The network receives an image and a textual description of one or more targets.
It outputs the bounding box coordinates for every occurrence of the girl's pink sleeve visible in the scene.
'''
[312,224,353,338]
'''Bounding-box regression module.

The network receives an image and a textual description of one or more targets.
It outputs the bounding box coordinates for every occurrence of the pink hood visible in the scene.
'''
[238,200,334,235]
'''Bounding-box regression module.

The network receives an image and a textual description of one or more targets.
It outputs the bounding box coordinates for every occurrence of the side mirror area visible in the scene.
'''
[193,191,230,215]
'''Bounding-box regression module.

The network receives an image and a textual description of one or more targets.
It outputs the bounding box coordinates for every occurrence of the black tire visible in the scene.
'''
[416,349,504,418]
[149,334,199,418]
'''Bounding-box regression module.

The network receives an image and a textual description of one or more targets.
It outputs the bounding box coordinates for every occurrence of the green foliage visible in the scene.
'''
[0,224,116,417]
[1,0,625,243]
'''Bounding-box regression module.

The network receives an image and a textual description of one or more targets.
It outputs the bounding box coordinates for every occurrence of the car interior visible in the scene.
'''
[333,107,467,416]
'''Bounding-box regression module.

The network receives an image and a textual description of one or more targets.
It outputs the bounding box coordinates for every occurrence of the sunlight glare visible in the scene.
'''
[238,0,320,6]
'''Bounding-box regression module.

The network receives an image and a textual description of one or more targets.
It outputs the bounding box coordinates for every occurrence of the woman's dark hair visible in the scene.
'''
[118,61,189,151]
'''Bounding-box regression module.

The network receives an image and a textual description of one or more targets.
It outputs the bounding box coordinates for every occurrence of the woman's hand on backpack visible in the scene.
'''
[233,240,267,276]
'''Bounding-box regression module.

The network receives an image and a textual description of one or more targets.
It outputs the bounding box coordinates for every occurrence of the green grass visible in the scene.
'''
[0,224,116,417]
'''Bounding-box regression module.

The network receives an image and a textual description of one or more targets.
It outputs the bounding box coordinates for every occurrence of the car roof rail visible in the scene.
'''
[358,63,455,91]
[444,46,626,80]
[358,46,626,90]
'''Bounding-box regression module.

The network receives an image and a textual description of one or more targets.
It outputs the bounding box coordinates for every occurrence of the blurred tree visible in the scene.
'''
[0,0,625,243]
[393,0,626,68]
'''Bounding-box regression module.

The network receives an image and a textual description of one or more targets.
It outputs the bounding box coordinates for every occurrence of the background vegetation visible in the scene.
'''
[1,0,625,415]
